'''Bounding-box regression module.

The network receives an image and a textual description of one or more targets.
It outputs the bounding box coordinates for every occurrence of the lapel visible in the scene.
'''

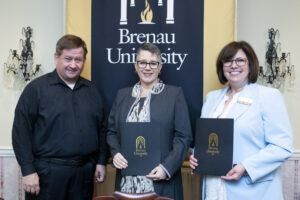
[226,83,258,120]
[120,88,136,121]
[149,87,164,122]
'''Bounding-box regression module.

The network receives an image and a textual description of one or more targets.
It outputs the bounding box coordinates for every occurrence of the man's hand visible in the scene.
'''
[22,173,40,195]
[94,164,106,183]
[146,166,167,181]
[221,164,246,181]
[113,153,128,169]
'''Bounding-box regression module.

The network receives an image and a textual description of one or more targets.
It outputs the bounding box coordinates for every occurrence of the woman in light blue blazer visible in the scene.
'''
[190,41,293,200]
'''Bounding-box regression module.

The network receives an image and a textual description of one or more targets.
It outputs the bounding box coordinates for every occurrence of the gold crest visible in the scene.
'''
[206,133,220,155]
[134,136,148,157]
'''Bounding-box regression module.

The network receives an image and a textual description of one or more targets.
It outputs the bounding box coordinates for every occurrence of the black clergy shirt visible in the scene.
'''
[12,70,108,176]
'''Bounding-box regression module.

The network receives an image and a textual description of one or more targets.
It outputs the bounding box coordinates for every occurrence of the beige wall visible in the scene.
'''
[203,0,234,97]
[67,0,91,80]
[236,0,300,151]
[0,0,64,147]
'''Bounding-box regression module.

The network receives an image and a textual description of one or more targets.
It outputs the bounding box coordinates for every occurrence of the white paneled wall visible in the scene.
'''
[0,149,299,200]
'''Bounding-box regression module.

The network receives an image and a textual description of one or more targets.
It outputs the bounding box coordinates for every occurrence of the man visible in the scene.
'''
[12,34,108,200]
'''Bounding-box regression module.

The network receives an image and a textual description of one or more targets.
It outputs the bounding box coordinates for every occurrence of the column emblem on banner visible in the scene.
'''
[120,0,175,25]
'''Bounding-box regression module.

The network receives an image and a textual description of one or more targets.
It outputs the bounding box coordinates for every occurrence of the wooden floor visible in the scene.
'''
[94,165,202,200]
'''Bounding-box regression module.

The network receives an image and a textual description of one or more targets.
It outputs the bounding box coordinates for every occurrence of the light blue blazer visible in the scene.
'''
[201,83,293,200]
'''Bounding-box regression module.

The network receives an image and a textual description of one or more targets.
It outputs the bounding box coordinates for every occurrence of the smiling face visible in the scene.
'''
[54,47,85,85]
[223,49,249,89]
[135,50,162,88]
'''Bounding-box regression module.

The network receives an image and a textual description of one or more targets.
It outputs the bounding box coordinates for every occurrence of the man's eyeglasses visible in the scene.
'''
[223,58,247,67]
[136,61,160,69]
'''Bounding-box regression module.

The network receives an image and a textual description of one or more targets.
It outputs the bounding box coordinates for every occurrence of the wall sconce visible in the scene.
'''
[258,28,295,91]
[3,26,41,89]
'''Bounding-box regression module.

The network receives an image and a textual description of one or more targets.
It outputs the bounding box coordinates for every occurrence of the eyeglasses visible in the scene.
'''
[223,58,247,67]
[136,60,160,69]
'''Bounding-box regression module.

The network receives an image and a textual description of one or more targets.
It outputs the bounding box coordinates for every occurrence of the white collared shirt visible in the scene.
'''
[213,90,241,118]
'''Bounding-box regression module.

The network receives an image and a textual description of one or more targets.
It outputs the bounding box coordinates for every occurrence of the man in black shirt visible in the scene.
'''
[12,34,108,200]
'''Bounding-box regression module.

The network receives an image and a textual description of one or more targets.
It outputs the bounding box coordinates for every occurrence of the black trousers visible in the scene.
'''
[25,159,95,200]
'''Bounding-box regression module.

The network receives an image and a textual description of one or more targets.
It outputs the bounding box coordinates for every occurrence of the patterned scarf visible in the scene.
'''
[126,79,165,122]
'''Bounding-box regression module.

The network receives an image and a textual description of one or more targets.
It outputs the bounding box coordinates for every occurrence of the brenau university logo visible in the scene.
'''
[105,0,188,70]
[120,0,175,25]
[134,136,148,157]
[206,133,220,155]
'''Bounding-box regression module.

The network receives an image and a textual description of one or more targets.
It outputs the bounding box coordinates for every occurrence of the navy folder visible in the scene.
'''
[193,118,234,176]
[120,122,161,176]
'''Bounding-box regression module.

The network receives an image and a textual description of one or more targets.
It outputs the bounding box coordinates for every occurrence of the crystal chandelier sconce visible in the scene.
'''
[258,28,295,90]
[3,26,41,88]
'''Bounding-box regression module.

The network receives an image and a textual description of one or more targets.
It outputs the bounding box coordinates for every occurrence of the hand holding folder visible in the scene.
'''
[193,118,234,176]
[120,123,161,176]
[113,152,128,169]
[146,165,167,180]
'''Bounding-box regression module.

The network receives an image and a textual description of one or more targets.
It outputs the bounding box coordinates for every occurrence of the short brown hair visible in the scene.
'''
[216,41,259,84]
[56,34,88,58]
[137,43,162,62]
